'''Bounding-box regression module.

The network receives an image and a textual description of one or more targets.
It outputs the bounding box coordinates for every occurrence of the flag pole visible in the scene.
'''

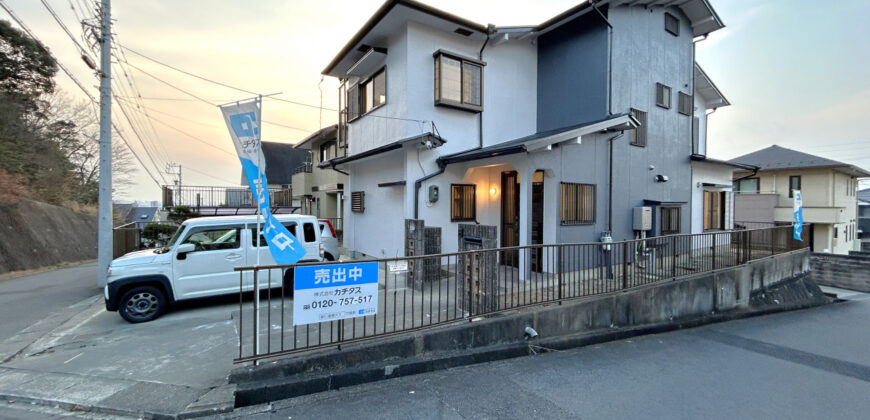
[254,94,262,363]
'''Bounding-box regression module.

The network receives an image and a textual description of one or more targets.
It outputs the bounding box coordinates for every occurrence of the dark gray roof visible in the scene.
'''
[125,207,157,224]
[240,141,311,185]
[294,124,338,150]
[858,188,870,203]
[729,145,870,176]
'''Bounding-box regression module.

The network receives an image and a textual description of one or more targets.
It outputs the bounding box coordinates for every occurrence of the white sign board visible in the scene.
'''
[293,262,378,326]
[388,261,408,273]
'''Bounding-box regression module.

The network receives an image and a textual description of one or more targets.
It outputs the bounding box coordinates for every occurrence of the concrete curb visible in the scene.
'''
[234,277,828,407]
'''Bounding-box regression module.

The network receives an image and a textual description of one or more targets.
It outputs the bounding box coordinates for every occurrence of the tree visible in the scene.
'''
[0,19,57,113]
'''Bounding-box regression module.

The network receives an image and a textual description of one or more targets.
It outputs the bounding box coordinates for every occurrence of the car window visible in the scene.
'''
[182,227,240,251]
[303,222,317,242]
[251,222,297,247]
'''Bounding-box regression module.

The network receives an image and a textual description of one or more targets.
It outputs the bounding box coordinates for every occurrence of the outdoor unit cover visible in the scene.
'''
[633,206,652,231]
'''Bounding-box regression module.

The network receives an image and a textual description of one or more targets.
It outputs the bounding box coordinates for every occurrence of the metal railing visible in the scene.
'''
[162,185,293,209]
[293,162,313,174]
[234,225,811,363]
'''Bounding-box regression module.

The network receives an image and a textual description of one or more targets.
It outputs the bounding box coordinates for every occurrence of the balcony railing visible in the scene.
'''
[162,185,294,209]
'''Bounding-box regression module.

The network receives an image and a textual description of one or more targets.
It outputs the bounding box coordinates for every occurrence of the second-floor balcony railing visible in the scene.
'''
[293,162,313,174]
[162,185,294,209]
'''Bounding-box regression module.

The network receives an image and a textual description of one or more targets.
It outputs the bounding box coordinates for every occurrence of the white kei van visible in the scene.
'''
[104,214,324,323]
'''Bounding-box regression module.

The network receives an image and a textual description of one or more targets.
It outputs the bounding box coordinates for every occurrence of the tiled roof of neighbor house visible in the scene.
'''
[729,145,870,176]
[125,207,157,224]
[294,125,338,150]
[113,203,134,221]
[240,141,311,185]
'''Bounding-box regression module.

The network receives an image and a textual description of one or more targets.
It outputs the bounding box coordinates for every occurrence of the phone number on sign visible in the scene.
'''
[305,295,374,309]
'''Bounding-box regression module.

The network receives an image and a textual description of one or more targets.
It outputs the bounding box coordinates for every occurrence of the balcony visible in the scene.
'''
[161,185,297,215]
[774,206,846,224]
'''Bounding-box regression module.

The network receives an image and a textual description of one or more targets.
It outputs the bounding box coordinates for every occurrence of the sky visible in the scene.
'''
[3,0,869,201]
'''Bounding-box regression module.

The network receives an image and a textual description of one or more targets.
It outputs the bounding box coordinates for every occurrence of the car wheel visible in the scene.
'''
[119,286,166,323]
[324,253,335,261]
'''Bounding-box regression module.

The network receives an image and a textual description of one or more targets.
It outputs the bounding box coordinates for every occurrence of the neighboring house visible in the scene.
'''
[858,188,870,252]
[730,145,870,254]
[126,207,158,230]
[237,141,310,208]
[320,0,725,258]
[291,125,347,219]
[689,64,758,234]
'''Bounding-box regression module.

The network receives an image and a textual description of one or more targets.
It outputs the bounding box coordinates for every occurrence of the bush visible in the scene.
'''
[167,206,200,224]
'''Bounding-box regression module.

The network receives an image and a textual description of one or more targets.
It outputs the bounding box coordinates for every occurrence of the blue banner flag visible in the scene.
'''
[793,190,803,241]
[220,99,306,264]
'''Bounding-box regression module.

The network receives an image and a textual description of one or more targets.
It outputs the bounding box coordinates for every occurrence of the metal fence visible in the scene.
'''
[162,185,293,209]
[234,225,811,364]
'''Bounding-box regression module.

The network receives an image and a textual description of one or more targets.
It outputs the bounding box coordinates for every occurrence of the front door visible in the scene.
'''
[172,224,245,299]
[501,171,520,267]
[530,170,544,272]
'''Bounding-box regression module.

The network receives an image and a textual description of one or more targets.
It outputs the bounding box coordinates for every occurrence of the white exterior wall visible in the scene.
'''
[693,94,708,155]
[690,161,735,234]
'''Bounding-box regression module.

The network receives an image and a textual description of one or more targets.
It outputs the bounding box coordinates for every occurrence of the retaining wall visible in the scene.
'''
[811,253,870,292]
[0,199,96,274]
[231,249,825,406]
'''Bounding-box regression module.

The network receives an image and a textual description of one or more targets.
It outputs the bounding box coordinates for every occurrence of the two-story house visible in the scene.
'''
[320,0,725,258]
[689,64,757,234]
[292,125,347,222]
[859,188,870,252]
[730,145,870,254]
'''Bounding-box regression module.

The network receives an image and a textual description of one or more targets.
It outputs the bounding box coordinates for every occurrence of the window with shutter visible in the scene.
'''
[678,92,692,116]
[351,191,365,213]
[656,83,671,109]
[560,183,596,224]
[661,207,681,234]
[629,108,647,147]
[450,184,476,221]
[665,13,679,36]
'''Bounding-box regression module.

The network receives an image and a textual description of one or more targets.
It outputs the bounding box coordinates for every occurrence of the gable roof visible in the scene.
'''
[240,141,311,185]
[294,124,338,150]
[694,63,729,109]
[729,145,870,176]
[323,0,725,77]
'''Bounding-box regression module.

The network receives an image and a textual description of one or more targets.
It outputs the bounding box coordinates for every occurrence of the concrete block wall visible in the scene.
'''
[811,253,870,292]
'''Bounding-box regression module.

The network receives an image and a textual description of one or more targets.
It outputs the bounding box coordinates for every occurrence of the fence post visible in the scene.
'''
[671,235,677,278]
[253,269,259,366]
[711,234,717,270]
[557,245,563,303]
[622,241,628,290]
[770,228,775,256]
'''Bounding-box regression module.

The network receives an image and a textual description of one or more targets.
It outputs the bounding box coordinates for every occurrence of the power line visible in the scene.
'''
[38,0,95,62]
[183,165,239,185]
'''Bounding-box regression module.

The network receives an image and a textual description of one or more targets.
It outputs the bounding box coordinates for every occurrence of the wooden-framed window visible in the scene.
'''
[434,50,484,113]
[661,206,681,235]
[789,176,801,198]
[560,183,595,225]
[678,92,692,116]
[450,184,476,221]
[703,191,726,231]
[656,83,671,109]
[347,68,386,122]
[351,191,365,213]
[630,108,647,147]
[664,12,680,37]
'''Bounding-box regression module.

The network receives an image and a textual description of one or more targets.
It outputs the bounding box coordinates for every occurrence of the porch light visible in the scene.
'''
[489,185,499,196]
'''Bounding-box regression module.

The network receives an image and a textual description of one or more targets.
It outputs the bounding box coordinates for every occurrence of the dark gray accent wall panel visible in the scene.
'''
[537,12,609,132]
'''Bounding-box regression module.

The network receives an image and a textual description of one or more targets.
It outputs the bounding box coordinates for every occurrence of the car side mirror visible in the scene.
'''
[176,243,195,260]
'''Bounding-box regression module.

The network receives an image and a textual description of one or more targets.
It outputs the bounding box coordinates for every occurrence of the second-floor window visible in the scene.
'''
[789,176,801,198]
[320,141,337,162]
[656,83,671,109]
[347,68,386,122]
[735,178,759,194]
[678,92,692,116]
[434,51,483,113]
[630,108,647,147]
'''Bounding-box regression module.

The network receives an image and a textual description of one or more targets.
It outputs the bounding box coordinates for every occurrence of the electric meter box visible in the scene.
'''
[633,206,652,231]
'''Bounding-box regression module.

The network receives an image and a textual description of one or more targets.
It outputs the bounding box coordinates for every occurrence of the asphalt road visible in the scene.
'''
[0,262,100,341]
[223,293,870,420]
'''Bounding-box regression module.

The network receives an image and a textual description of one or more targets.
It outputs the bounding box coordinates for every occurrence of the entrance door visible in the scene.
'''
[530,170,544,272]
[501,171,520,267]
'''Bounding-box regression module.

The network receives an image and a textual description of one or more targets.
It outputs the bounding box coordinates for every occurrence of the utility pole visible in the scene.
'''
[97,0,112,288]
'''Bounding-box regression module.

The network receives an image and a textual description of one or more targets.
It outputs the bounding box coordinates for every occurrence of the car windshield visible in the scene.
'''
[158,225,185,253]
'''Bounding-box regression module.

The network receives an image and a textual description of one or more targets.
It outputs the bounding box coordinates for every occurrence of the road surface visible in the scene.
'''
[223,292,870,420]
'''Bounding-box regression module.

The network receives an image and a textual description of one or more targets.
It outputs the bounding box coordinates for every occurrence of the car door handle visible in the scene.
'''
[226,253,242,261]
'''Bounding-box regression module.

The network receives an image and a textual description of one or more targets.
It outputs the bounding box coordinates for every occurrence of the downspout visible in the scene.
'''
[607,132,624,232]
[414,159,446,219]
[412,26,494,220]
[591,1,613,115]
